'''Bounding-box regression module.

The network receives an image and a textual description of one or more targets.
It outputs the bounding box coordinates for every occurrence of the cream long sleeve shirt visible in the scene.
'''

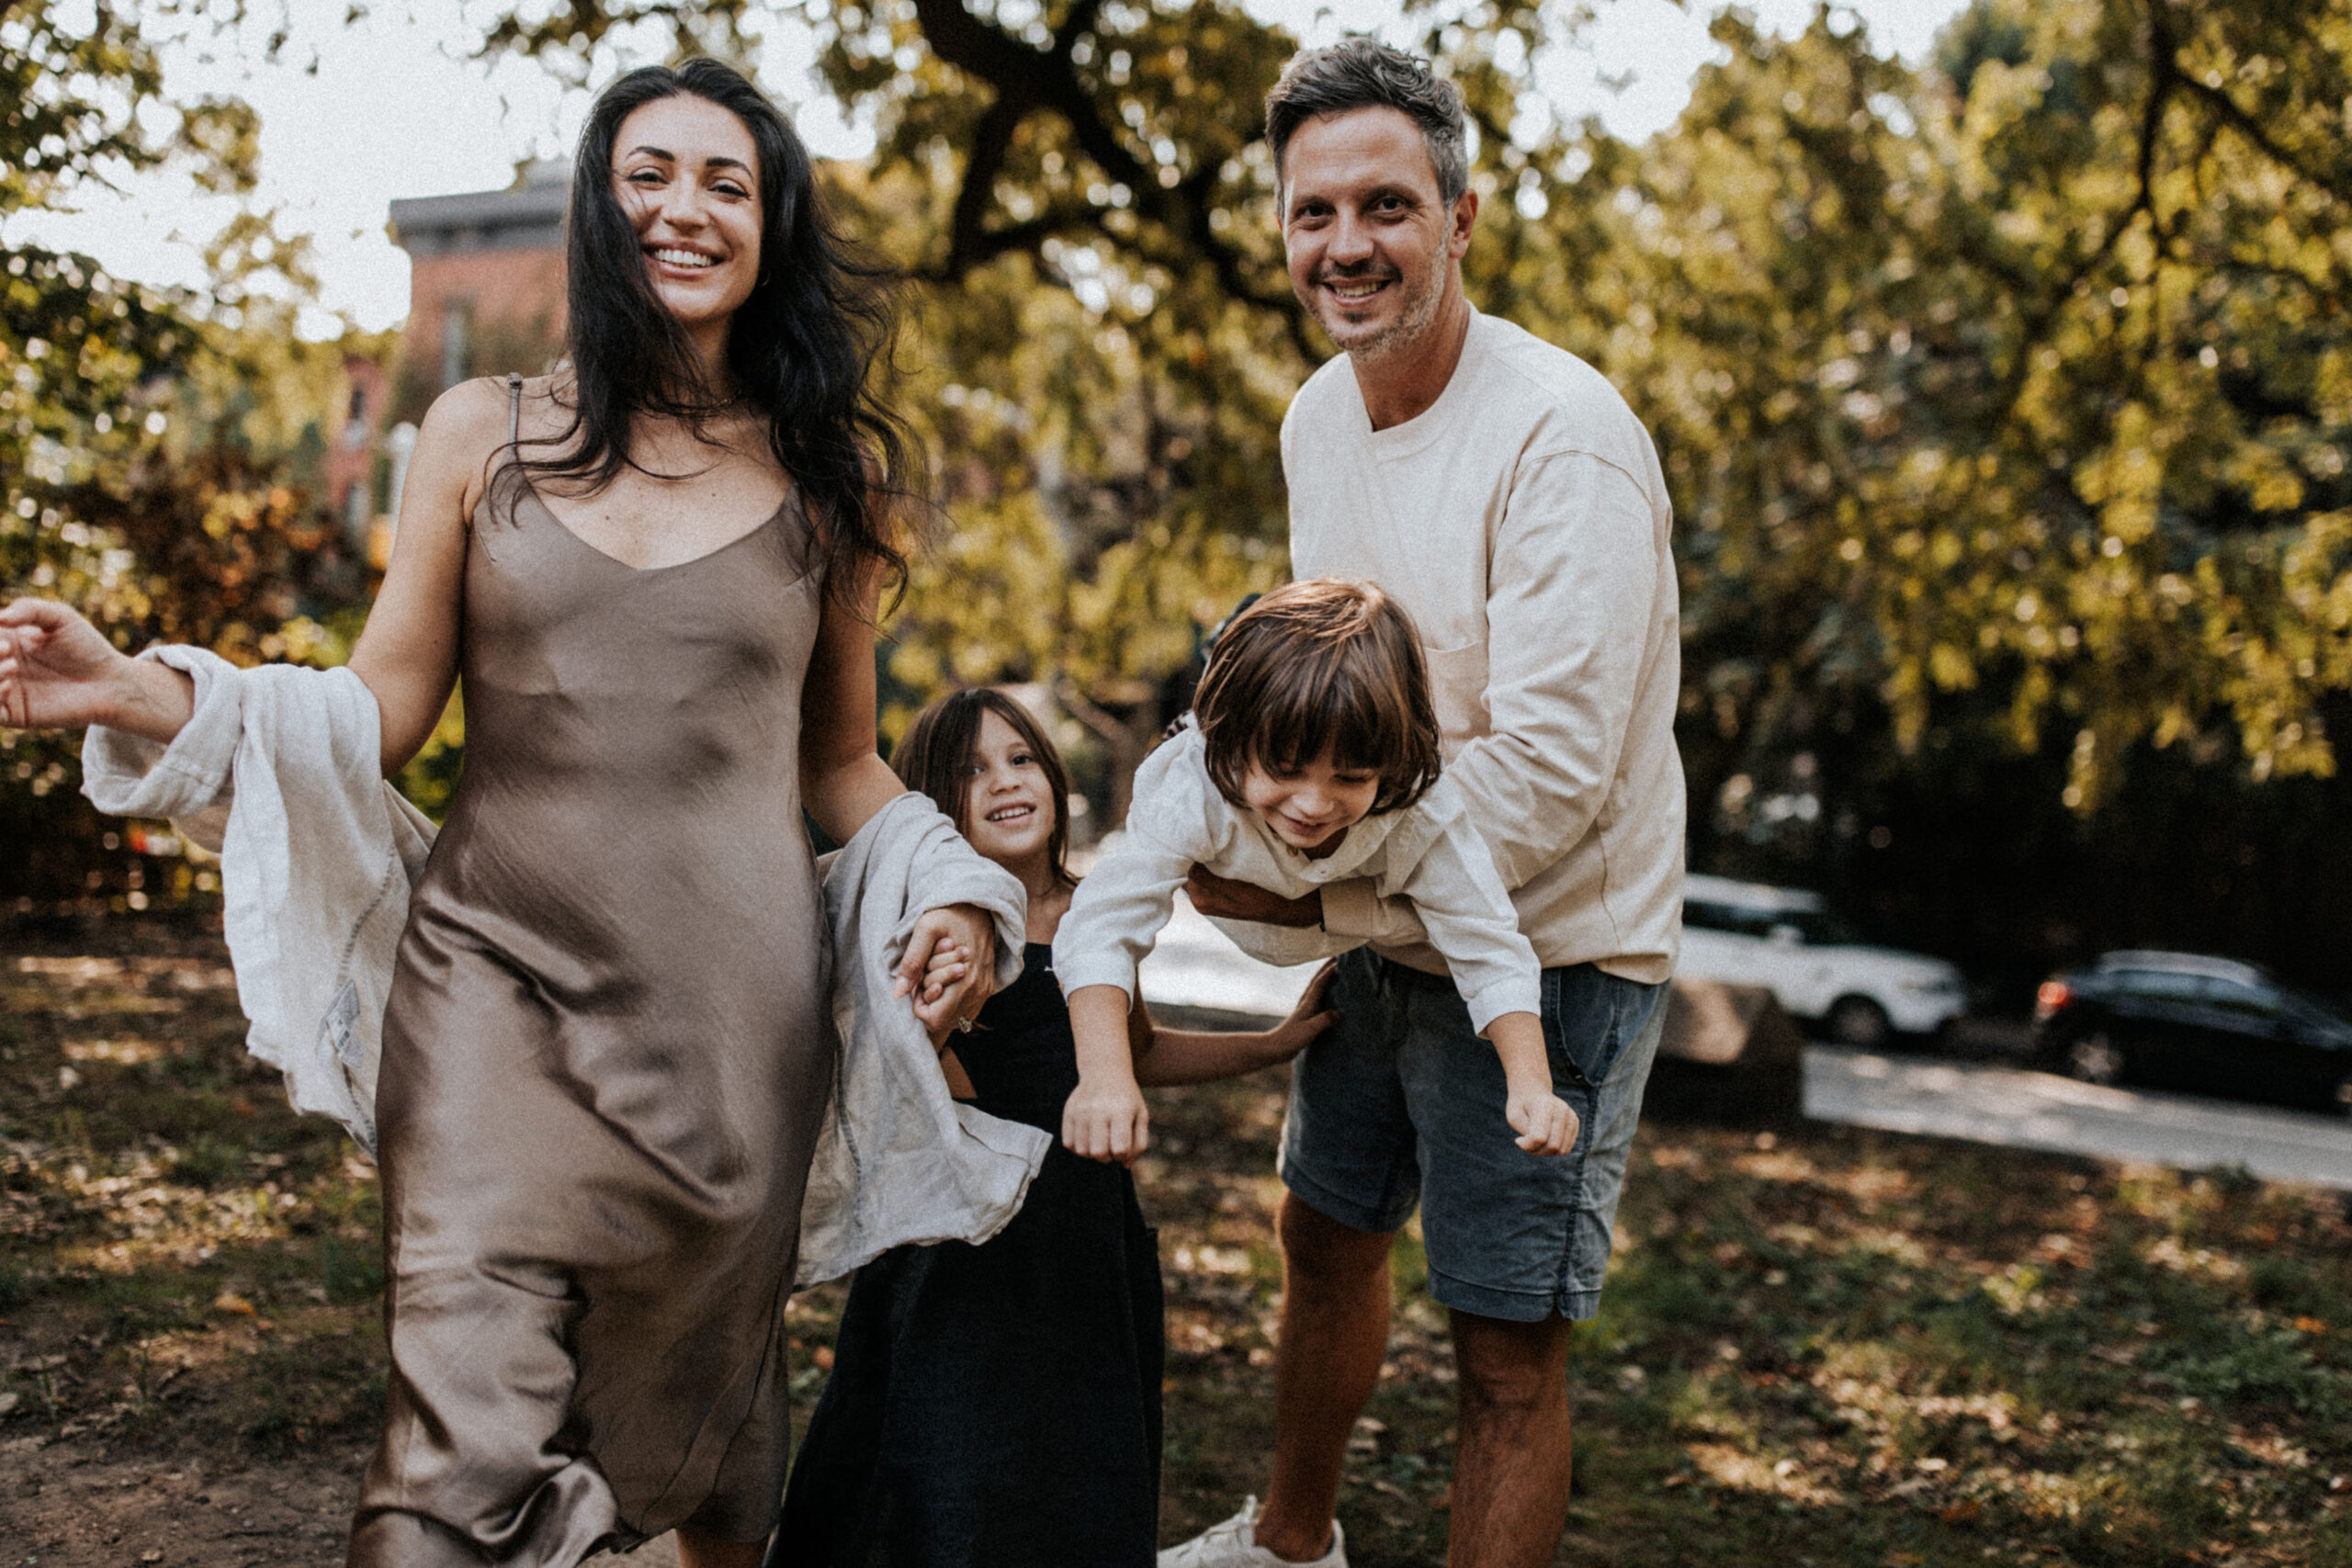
[1285,310,1686,985]
[1053,724,1541,1032]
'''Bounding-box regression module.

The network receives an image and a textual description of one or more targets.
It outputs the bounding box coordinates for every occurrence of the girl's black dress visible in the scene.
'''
[772,944,1165,1567]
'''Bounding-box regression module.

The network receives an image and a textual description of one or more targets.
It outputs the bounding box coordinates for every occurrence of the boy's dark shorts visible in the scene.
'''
[1278,948,1666,1322]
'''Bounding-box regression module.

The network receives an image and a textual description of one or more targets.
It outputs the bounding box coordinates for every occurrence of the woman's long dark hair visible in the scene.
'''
[530,58,916,609]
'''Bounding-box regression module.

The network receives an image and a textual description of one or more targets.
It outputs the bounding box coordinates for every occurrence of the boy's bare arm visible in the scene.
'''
[1486,1010,1578,1156]
[1062,984,1150,1166]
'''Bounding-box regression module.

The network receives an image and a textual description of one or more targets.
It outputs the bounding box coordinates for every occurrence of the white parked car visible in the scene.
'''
[1678,874,1967,1047]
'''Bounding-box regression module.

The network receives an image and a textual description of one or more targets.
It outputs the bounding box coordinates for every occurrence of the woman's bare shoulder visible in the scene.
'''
[415,376,519,462]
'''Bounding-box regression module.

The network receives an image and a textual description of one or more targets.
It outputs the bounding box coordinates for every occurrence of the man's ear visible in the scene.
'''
[1448,188,1478,258]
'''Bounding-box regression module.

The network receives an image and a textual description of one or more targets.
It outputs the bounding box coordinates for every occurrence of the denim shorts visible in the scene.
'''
[1278,948,1667,1323]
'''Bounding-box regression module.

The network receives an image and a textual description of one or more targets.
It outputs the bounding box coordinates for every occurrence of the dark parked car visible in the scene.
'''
[2032,951,2352,1115]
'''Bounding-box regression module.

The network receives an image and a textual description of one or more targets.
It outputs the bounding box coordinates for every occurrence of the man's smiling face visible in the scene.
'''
[1280,106,1474,366]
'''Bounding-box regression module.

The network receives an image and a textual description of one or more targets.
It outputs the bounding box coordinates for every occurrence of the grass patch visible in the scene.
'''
[1,931,384,1456]
[1145,1081,2352,1566]
[4,926,2346,1564]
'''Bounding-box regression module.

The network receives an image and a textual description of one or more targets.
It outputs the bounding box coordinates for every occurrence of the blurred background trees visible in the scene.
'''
[1,0,388,910]
[7,0,2352,998]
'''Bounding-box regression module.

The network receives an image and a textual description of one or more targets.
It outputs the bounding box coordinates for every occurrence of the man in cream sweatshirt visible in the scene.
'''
[1165,39,1685,1568]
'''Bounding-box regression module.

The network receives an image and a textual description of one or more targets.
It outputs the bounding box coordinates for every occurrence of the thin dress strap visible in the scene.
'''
[506,371,523,446]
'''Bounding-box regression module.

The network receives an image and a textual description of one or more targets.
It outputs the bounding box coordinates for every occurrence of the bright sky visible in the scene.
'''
[8,0,1963,340]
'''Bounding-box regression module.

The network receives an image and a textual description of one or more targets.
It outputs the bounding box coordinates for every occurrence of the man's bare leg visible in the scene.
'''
[676,1525,763,1568]
[1250,1195,1396,1563]
[1444,1309,1574,1568]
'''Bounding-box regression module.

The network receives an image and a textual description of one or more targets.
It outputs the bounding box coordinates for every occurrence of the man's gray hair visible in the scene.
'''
[1263,39,1470,207]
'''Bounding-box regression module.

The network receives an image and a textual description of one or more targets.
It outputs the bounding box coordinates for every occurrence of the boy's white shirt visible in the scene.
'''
[80,648,1046,1287]
[1053,724,1540,1032]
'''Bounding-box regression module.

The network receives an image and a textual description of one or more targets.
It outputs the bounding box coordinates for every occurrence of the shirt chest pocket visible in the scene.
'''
[1422,641,1491,758]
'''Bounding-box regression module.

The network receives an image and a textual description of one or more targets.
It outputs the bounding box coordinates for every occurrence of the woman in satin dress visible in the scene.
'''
[0,60,994,1568]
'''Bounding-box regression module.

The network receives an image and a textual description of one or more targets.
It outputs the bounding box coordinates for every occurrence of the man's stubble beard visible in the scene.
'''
[1318,234,1451,370]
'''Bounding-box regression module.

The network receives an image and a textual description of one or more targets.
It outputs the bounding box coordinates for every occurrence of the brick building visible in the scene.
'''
[322,354,388,547]
[365,161,572,554]
[389,158,571,406]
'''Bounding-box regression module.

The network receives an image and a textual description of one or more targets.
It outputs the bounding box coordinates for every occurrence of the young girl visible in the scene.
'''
[1053,578,1580,1168]
[775,689,1338,1568]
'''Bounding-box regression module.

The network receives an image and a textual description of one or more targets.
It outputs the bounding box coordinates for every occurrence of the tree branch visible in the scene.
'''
[908,0,1303,334]
[946,93,1033,276]
[2150,0,2352,209]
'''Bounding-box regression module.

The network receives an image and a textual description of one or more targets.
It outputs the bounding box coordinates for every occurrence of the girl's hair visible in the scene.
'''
[1193,578,1441,816]
[893,689,1076,887]
[527,58,916,611]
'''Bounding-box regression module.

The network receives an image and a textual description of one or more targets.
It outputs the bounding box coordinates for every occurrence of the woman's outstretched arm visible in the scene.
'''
[799,558,1001,1029]
[0,598,191,739]
[1,380,493,769]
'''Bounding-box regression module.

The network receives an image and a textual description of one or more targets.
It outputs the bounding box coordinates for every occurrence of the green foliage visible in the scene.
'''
[467,2,2352,837]
[14,0,2352,975]
[0,0,390,905]
[0,0,253,216]
[1541,0,2352,817]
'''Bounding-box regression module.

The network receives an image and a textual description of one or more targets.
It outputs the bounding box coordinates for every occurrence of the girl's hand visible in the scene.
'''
[911,933,970,1010]
[0,599,161,734]
[1506,1087,1579,1157]
[1268,960,1342,1055]
[1060,1075,1149,1167]
[895,902,997,1035]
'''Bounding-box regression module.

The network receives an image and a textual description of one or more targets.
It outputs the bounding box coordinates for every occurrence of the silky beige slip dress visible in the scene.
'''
[349,378,831,1566]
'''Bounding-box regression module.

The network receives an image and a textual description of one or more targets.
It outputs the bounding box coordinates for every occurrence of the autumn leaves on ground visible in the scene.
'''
[2,923,2347,1567]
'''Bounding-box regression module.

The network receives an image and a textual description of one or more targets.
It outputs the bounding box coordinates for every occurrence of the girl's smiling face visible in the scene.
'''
[1240,748,1381,857]
[962,710,1059,875]
[611,94,763,341]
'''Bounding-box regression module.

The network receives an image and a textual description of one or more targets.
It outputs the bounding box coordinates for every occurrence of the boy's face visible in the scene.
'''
[1241,747,1381,857]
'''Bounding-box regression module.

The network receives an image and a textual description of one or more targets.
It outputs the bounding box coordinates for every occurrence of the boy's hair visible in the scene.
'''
[892,687,1076,887]
[1193,579,1442,817]
[1263,39,1469,207]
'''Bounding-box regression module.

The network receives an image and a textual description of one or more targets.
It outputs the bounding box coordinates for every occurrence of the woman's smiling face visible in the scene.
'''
[611,94,763,339]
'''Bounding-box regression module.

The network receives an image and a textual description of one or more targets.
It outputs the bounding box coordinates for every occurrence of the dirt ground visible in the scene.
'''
[5,1437,371,1566]
[1,1439,707,1567]
[6,922,2348,1568]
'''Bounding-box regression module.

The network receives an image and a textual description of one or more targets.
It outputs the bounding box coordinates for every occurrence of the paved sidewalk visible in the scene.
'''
[1806,1044,2352,1190]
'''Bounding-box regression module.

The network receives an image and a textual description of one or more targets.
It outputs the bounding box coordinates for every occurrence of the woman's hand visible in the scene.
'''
[893,902,998,1035]
[0,599,191,740]
[1267,961,1342,1055]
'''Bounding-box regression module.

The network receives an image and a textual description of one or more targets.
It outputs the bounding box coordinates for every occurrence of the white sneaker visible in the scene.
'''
[1158,1497,1348,1568]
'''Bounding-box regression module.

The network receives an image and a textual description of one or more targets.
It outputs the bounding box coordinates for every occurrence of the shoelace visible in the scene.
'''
[1168,1499,1261,1562]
